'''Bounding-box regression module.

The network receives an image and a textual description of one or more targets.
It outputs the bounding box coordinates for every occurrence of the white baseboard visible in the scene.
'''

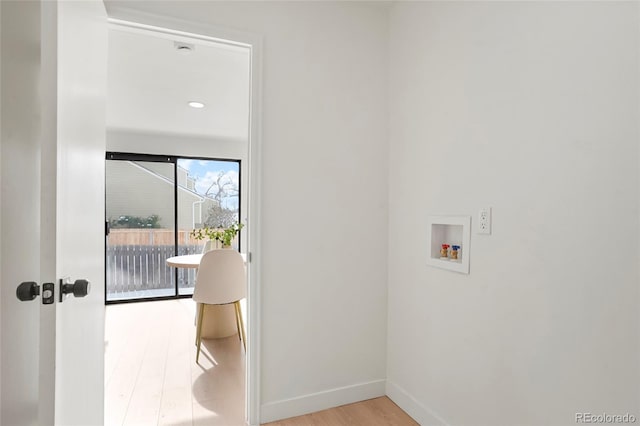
[386,380,450,426]
[260,379,386,424]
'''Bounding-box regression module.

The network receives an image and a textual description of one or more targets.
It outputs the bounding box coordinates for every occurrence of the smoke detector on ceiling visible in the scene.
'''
[174,41,195,54]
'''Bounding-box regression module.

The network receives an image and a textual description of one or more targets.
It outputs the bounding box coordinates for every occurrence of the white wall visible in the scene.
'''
[387,2,640,425]
[108,130,245,161]
[105,1,390,422]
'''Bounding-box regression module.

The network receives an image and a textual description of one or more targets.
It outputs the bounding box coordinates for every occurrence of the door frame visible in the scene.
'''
[106,16,263,425]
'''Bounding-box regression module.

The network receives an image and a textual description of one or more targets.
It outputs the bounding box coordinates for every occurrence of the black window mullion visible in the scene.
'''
[173,158,179,298]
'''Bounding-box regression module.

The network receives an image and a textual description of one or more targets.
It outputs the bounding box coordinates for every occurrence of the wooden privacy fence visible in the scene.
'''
[108,229,203,246]
[106,244,201,297]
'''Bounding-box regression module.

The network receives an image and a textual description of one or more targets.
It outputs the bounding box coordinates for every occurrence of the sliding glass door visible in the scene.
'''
[176,158,241,295]
[105,153,240,303]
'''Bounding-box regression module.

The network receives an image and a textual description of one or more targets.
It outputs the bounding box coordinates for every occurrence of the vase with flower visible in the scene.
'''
[190,222,244,252]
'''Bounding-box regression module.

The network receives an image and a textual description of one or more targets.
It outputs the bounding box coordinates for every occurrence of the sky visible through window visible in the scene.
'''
[178,158,239,211]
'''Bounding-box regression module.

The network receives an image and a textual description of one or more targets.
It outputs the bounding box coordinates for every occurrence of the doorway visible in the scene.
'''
[104,20,257,425]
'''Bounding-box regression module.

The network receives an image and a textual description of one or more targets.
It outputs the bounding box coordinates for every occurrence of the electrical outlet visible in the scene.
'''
[478,207,491,235]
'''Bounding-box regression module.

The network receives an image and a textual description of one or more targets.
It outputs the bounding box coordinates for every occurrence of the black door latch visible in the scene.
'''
[16,281,56,304]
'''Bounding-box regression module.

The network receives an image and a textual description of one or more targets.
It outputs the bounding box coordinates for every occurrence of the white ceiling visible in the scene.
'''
[107,25,250,142]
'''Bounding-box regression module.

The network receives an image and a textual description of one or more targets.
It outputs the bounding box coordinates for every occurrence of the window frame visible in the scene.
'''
[104,151,242,304]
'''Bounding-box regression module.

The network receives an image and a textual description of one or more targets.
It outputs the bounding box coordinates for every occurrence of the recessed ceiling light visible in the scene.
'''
[188,101,205,109]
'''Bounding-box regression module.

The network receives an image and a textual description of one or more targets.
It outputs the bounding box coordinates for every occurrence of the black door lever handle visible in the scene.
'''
[59,278,90,302]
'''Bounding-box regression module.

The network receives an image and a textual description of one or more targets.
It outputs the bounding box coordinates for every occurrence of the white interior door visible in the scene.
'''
[0,1,107,424]
[0,2,44,424]
[52,0,108,424]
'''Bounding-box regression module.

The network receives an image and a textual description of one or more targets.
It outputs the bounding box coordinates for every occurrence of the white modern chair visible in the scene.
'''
[193,249,246,363]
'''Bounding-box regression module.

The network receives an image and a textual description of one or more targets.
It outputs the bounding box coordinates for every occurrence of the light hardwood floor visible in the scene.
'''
[105,300,415,426]
[262,397,418,426]
[105,299,245,425]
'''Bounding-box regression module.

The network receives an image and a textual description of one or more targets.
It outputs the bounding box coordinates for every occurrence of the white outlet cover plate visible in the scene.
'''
[478,207,491,235]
